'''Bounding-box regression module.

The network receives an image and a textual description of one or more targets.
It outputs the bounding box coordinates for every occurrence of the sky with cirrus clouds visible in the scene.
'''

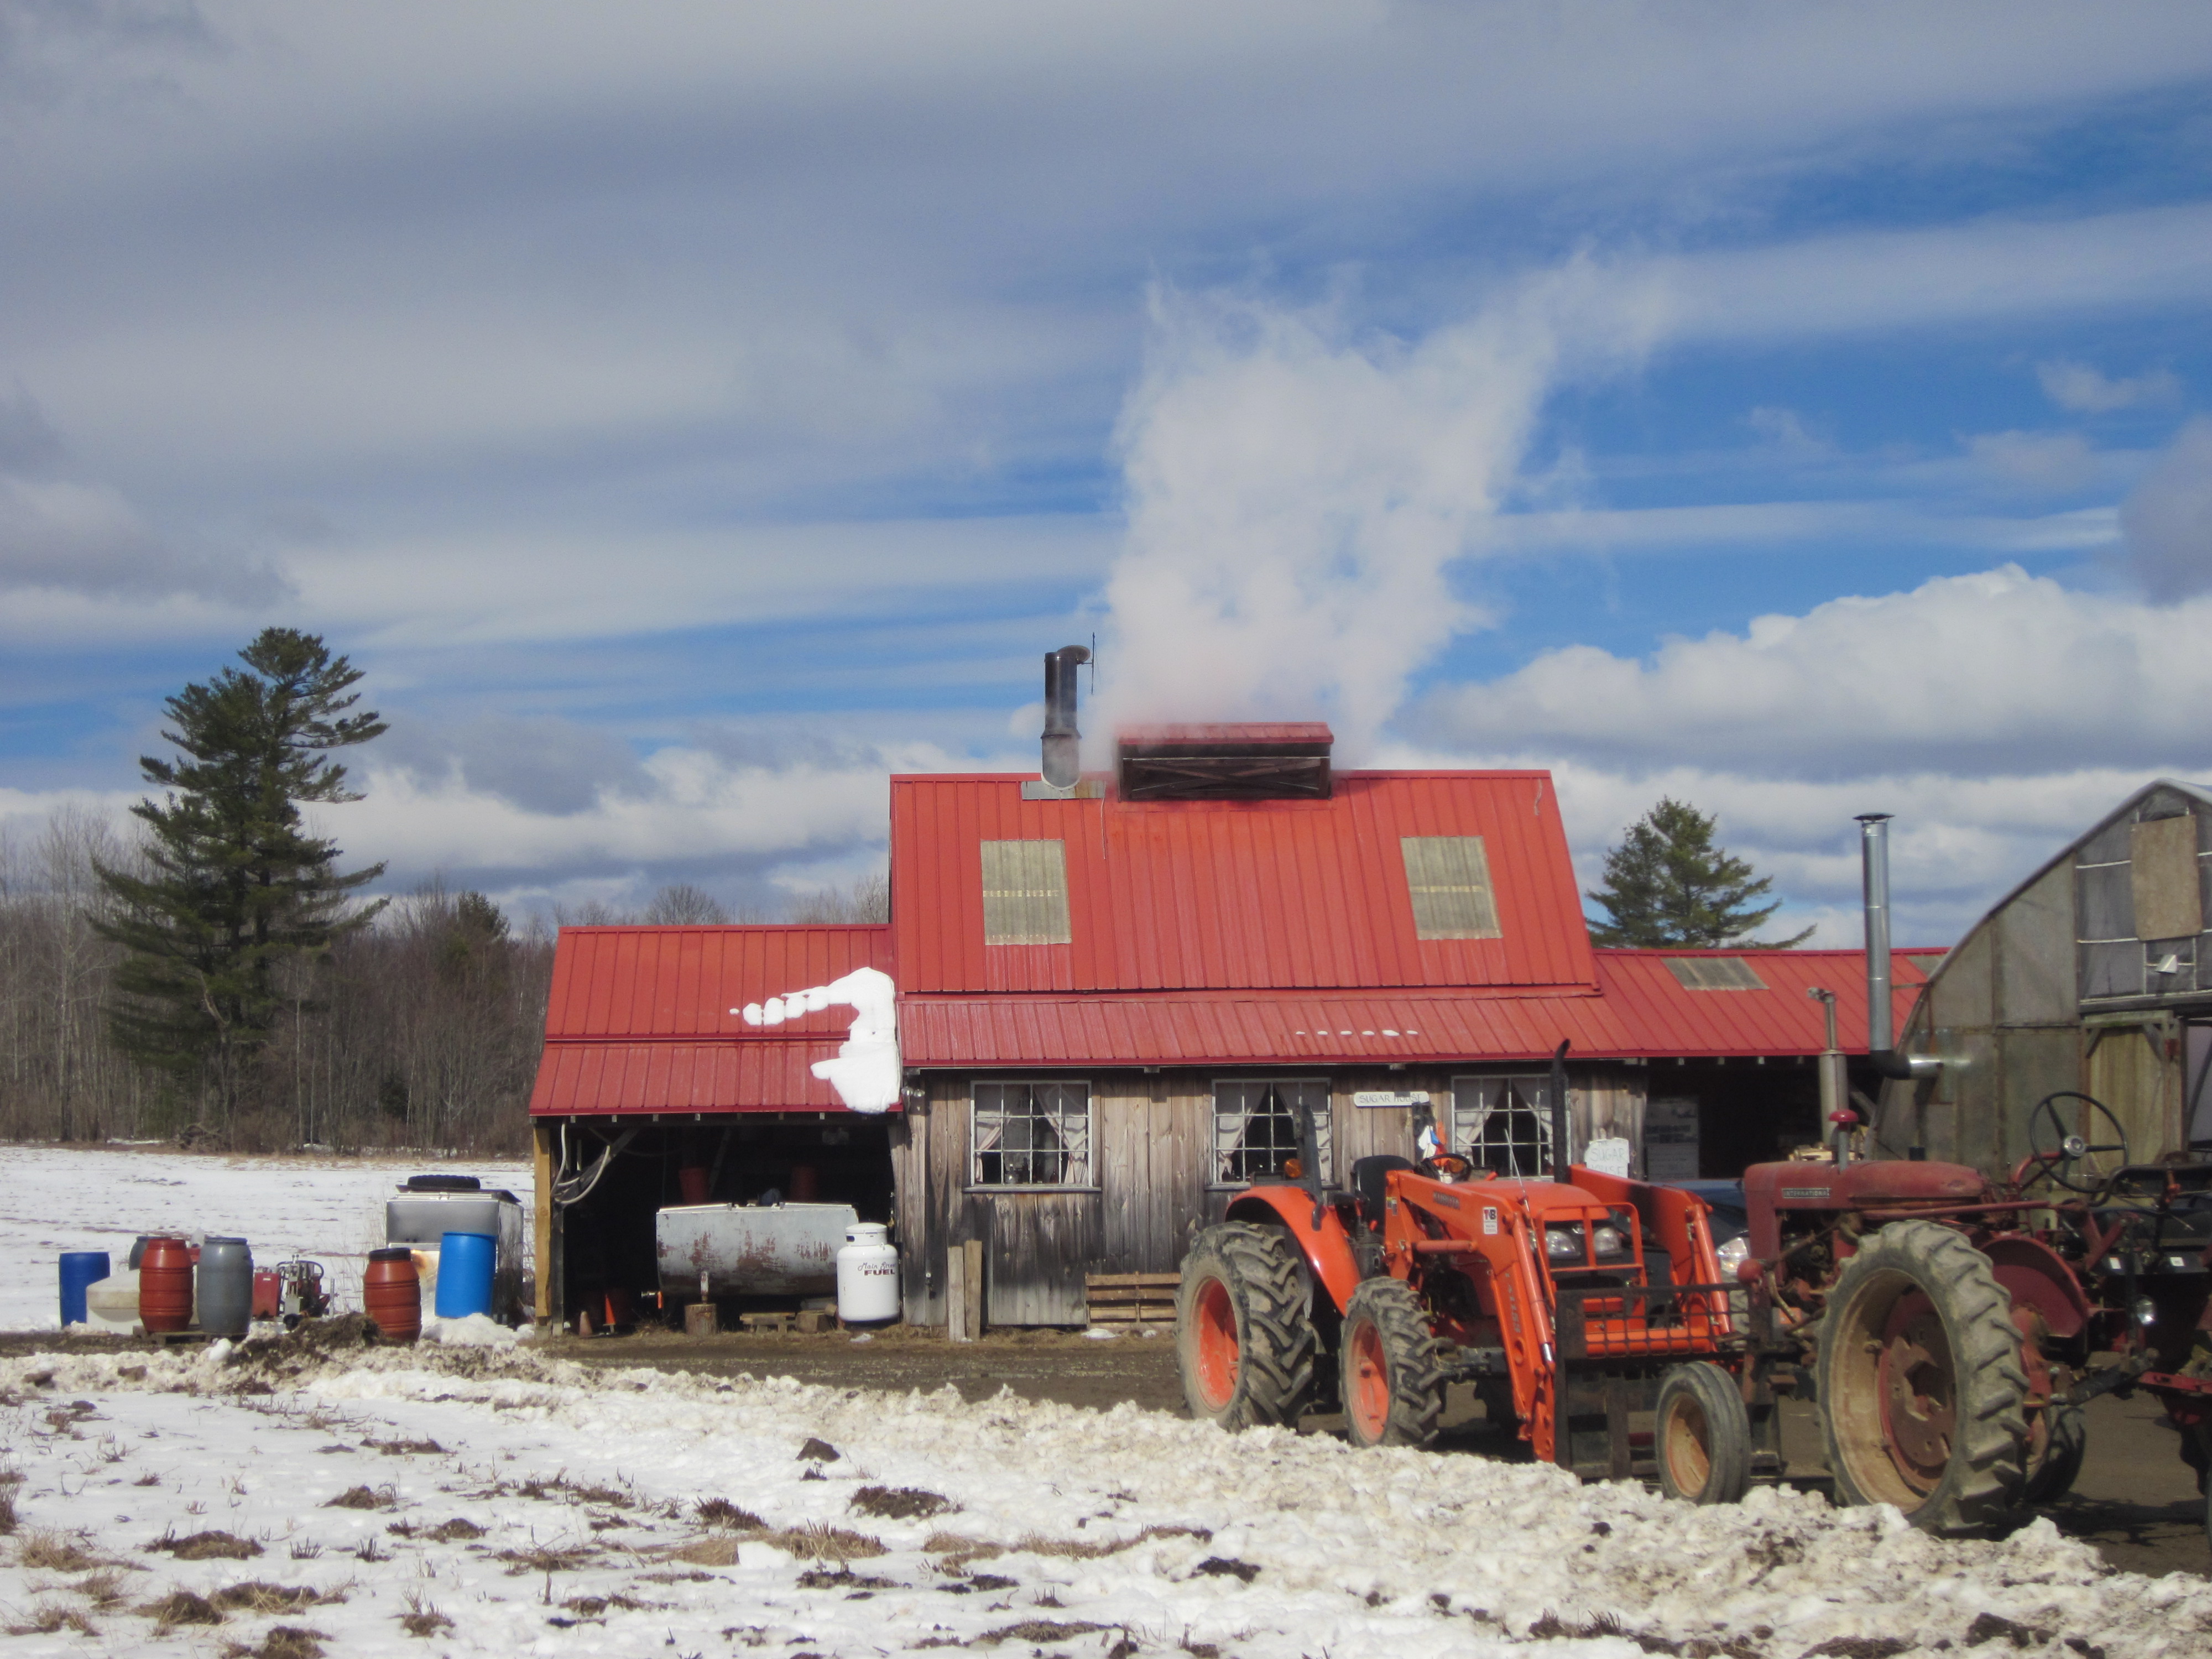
[3,1,2211,945]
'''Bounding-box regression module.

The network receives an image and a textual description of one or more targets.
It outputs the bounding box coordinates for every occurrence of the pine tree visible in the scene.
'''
[93,628,389,1126]
[1585,797,1813,950]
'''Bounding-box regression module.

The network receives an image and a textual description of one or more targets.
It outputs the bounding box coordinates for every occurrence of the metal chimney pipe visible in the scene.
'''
[1857,813,1895,1056]
[1040,645,1091,789]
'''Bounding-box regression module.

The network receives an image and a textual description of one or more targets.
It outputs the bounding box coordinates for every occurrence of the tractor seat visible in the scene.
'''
[1349,1155,1414,1227]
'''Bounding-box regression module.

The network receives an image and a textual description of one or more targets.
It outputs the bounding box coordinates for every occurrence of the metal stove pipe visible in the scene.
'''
[1040,645,1091,789]
[1856,813,1895,1056]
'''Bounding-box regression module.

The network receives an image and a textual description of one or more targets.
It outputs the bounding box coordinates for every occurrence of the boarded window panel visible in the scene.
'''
[2131,814,2203,942]
[1401,836,1501,940]
[2077,861,2133,942]
[980,839,1072,945]
[1663,957,1767,991]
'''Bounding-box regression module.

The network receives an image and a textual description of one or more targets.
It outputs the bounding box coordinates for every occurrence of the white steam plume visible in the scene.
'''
[1093,268,1653,759]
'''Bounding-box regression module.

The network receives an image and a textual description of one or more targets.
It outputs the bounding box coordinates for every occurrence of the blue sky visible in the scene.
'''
[3,2,2211,945]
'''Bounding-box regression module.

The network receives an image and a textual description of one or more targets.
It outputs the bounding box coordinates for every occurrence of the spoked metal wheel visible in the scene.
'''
[1653,1361,1752,1505]
[1176,1223,1318,1431]
[1817,1222,2028,1535]
[1338,1276,1444,1449]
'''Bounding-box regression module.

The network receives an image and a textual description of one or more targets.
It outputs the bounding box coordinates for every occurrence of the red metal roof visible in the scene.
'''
[530,925,893,1115]
[898,951,1931,1070]
[1593,949,1932,1060]
[889,770,1595,995]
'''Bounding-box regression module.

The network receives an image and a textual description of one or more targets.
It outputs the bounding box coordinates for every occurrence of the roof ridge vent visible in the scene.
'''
[1116,722,1333,801]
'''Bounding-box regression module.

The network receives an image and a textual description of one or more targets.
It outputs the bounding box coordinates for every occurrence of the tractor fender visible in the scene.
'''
[1980,1235,2093,1342]
[1224,1187,1366,1319]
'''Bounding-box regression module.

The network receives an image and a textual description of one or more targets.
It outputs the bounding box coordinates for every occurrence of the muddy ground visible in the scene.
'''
[8,1322,2204,1579]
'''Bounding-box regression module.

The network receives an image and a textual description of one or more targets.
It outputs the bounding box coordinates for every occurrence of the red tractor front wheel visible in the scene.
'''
[1339,1277,1444,1449]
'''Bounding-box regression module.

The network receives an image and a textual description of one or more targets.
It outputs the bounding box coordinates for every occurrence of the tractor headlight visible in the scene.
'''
[1715,1234,1751,1276]
[1590,1225,1627,1258]
[1545,1226,1583,1261]
[2133,1296,2158,1328]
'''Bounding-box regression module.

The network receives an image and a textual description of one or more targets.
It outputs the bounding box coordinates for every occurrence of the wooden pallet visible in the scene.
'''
[1086,1272,1179,1326]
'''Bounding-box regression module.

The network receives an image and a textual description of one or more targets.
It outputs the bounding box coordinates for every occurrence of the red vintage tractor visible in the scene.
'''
[1177,1060,2212,1538]
[1734,1091,2212,1537]
[1177,1046,1773,1504]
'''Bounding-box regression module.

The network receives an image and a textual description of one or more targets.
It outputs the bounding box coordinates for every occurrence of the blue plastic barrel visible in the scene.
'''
[59,1251,111,1326]
[434,1230,497,1320]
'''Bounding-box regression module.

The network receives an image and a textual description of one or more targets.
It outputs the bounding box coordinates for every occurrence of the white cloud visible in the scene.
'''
[1418,564,2212,780]
[2120,418,2212,602]
[2037,358,2182,414]
[1963,429,2098,492]
[1648,201,2212,343]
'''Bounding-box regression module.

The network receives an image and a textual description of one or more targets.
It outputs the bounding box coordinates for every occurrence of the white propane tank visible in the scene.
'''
[836,1223,899,1324]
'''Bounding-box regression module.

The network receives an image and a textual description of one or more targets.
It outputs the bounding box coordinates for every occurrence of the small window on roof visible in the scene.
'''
[1401,836,1501,940]
[980,839,1072,945]
[1664,956,1767,991]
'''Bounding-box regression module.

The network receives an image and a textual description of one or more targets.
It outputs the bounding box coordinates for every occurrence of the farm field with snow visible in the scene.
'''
[4,1146,2211,1658]
[0,1146,531,1333]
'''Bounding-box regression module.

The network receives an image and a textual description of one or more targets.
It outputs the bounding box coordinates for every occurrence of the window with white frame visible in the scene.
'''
[971,1081,1092,1187]
[1213,1078,1332,1186]
[1449,1074,1556,1178]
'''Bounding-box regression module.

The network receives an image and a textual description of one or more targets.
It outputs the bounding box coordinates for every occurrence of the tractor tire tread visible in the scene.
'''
[1818,1220,2028,1537]
[1177,1223,1318,1430]
[1341,1276,1444,1448]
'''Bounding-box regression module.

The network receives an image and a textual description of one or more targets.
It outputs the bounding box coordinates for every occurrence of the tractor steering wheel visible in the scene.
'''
[2022,1091,2131,1195]
[1421,1153,1474,1183]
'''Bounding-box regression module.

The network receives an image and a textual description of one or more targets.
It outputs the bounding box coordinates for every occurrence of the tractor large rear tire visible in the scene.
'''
[1654,1361,1752,1506]
[1339,1277,1444,1449]
[1816,1221,2028,1536]
[1177,1223,1318,1431]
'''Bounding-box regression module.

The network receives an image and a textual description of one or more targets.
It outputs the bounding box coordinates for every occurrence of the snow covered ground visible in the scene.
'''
[4,1335,2209,1658]
[4,1146,2209,1657]
[0,1146,531,1332]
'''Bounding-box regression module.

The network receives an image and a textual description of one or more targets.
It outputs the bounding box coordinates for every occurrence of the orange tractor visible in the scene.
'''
[1178,1045,1770,1503]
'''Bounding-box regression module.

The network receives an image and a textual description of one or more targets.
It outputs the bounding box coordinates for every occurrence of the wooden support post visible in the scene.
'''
[963,1239,984,1340]
[946,1245,971,1342]
[531,1119,560,1329]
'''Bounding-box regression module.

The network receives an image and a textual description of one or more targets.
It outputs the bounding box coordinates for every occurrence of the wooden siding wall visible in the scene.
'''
[895,1065,1644,1326]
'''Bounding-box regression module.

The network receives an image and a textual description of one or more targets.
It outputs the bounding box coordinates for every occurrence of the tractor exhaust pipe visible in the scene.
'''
[1040,645,1091,789]
[1550,1040,1572,1183]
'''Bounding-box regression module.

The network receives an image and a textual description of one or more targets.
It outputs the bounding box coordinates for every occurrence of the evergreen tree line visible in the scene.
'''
[0,808,554,1152]
[0,808,893,1154]
[1,627,891,1155]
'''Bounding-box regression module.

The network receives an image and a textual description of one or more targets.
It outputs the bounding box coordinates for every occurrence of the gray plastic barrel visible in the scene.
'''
[197,1237,254,1337]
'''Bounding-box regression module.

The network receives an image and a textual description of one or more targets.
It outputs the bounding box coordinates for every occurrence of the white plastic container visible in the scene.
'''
[835,1223,899,1324]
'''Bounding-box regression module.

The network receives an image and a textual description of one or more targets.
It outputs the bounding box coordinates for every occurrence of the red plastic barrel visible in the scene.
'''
[677,1165,709,1204]
[252,1269,281,1319]
[138,1236,194,1333]
[363,1246,421,1342]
